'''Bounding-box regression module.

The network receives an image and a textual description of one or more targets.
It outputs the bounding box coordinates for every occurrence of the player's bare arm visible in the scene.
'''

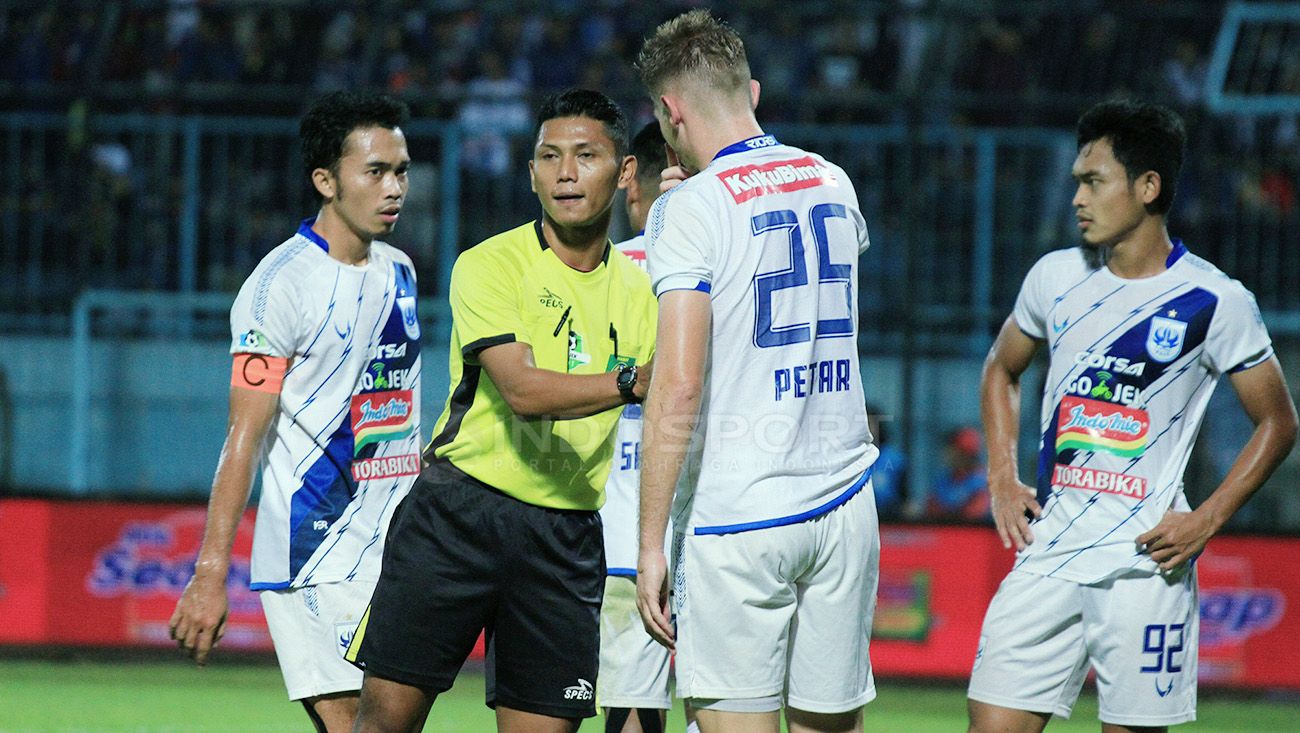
[636,289,710,650]
[478,342,651,419]
[1137,356,1297,571]
[169,359,282,665]
[980,316,1044,551]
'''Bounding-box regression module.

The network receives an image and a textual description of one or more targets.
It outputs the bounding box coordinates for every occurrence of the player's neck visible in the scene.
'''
[1106,222,1173,280]
[693,117,766,168]
[312,208,372,266]
[541,214,609,272]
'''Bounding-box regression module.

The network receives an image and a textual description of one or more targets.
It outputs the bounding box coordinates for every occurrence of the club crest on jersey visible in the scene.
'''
[397,296,420,340]
[1146,315,1186,363]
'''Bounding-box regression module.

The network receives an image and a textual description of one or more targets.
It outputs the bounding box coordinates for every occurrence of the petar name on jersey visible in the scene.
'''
[774,358,853,401]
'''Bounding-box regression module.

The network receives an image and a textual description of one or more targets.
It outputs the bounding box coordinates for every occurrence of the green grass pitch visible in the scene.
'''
[1,659,1297,732]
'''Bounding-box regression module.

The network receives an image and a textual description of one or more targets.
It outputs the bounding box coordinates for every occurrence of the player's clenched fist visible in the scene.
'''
[169,572,229,666]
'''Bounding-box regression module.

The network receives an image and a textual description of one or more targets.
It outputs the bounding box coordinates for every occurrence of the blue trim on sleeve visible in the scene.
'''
[693,467,872,536]
[250,580,293,591]
[656,280,712,296]
[607,568,638,578]
[297,217,330,253]
[1229,347,1274,373]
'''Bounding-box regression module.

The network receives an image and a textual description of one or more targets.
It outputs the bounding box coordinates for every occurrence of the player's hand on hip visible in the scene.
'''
[1136,509,1214,573]
[635,551,675,651]
[989,477,1041,551]
[169,572,230,666]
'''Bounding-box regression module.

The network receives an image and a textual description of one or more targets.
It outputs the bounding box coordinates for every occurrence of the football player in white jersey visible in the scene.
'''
[634,11,879,733]
[970,100,1297,733]
[599,121,689,733]
[169,91,421,733]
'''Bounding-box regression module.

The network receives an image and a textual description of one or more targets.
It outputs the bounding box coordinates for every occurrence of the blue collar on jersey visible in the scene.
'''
[298,217,330,253]
[713,134,779,161]
[1166,239,1187,267]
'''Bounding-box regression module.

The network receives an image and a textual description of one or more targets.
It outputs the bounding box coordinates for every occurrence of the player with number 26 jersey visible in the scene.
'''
[645,135,877,534]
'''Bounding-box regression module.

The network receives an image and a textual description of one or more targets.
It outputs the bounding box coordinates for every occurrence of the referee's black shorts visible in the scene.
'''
[349,460,604,719]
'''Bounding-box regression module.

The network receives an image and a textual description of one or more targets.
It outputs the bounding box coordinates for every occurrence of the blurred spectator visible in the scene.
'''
[955,20,1029,125]
[457,51,530,176]
[1163,37,1206,107]
[528,16,582,91]
[867,406,908,522]
[926,426,990,522]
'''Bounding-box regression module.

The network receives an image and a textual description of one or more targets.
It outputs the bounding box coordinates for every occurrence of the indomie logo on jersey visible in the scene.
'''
[1052,464,1147,499]
[351,389,415,452]
[1055,395,1150,457]
[717,156,837,203]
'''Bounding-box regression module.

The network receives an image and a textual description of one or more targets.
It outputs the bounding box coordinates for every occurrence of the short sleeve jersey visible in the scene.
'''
[644,135,878,535]
[230,219,422,590]
[427,221,657,510]
[1012,243,1272,583]
[598,234,671,573]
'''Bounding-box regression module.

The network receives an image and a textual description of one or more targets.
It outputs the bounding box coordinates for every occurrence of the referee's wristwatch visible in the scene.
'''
[615,363,641,404]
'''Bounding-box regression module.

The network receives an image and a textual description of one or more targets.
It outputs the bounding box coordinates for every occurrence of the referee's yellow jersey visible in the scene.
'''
[426,221,657,510]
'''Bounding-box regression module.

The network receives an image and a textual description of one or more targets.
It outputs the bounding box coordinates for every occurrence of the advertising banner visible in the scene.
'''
[3,499,1299,689]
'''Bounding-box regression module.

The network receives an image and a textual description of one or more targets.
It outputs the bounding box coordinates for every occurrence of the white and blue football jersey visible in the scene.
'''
[230,219,422,590]
[644,136,877,535]
[600,235,671,573]
[1013,243,1272,583]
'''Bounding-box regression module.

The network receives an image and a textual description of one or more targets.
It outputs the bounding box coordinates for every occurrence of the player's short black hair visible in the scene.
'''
[300,90,410,178]
[535,88,629,158]
[630,121,668,185]
[1076,100,1185,215]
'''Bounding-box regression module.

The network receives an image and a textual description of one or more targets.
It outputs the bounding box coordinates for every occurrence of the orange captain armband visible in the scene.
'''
[232,353,289,393]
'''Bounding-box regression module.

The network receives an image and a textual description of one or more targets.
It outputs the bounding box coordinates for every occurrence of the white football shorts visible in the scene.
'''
[597,575,673,710]
[672,483,879,714]
[968,568,1198,726]
[260,579,374,700]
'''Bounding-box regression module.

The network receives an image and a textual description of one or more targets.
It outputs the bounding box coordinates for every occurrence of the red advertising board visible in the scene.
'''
[0,498,271,651]
[869,524,1300,689]
[871,525,1012,678]
[2,499,1299,690]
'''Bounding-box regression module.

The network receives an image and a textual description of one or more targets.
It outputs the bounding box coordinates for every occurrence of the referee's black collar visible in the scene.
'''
[533,219,611,267]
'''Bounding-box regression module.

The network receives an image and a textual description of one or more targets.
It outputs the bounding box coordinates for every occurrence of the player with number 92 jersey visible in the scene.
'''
[1011,242,1272,583]
[645,134,877,535]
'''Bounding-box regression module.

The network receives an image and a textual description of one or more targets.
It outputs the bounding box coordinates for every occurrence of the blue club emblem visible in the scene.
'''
[397,295,420,340]
[1146,316,1186,362]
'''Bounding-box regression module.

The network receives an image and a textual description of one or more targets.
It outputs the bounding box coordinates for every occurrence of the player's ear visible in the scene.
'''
[528,158,537,194]
[749,79,761,110]
[661,94,684,126]
[1139,171,1161,207]
[311,167,335,200]
[617,154,636,191]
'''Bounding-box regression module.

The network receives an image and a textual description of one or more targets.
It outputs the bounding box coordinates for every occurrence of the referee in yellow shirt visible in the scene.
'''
[348,89,657,733]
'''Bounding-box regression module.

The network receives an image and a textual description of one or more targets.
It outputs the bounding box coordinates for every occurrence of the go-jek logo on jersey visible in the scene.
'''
[1200,587,1284,646]
[351,389,415,452]
[1055,395,1150,457]
[718,156,837,203]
